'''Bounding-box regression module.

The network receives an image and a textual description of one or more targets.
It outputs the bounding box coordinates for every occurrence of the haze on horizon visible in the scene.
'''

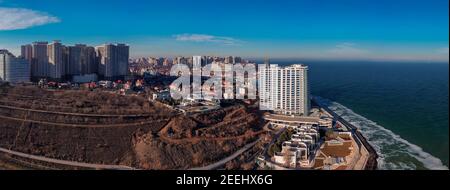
[0,0,448,62]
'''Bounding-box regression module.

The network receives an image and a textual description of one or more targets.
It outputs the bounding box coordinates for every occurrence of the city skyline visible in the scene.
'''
[0,0,449,62]
[13,41,130,82]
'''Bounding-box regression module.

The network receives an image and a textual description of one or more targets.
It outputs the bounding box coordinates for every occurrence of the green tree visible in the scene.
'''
[268,144,281,157]
[325,129,337,139]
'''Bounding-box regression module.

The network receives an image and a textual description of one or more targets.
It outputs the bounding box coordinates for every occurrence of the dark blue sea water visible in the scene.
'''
[272,60,449,170]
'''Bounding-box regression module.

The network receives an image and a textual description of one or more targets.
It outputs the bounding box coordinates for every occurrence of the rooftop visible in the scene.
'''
[264,114,320,123]
[321,141,353,158]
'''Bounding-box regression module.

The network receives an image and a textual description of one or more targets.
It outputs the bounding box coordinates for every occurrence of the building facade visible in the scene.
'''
[259,64,310,116]
[31,42,49,78]
[21,41,128,82]
[84,46,97,74]
[96,44,115,79]
[116,44,129,77]
[96,43,129,80]
[68,44,96,77]
[21,44,33,63]
[0,50,30,83]
[47,41,64,80]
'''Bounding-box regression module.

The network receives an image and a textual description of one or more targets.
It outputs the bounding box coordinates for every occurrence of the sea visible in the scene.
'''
[270,60,449,170]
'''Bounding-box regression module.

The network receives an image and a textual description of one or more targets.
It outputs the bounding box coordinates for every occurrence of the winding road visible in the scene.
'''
[0,147,135,170]
[189,138,262,170]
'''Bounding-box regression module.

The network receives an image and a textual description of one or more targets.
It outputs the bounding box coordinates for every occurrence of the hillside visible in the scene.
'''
[0,85,262,169]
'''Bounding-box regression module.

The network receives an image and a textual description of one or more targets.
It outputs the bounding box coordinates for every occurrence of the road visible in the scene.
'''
[0,114,169,128]
[0,103,151,118]
[0,147,135,170]
[189,138,262,170]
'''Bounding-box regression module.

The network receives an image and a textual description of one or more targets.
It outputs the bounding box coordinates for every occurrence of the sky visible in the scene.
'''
[0,0,448,62]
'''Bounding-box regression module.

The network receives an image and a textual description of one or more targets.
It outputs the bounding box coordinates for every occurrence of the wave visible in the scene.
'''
[314,96,448,170]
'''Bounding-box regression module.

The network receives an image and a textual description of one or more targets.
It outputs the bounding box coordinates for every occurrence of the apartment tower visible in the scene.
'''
[259,64,310,116]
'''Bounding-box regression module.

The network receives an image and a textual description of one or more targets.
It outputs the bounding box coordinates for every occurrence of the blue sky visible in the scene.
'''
[0,0,448,61]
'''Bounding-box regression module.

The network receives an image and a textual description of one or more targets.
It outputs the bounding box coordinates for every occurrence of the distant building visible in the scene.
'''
[233,56,242,64]
[96,43,129,80]
[20,44,32,63]
[20,41,128,82]
[174,56,187,65]
[116,44,129,77]
[0,49,30,83]
[157,57,164,66]
[47,40,64,80]
[224,56,233,64]
[259,64,310,116]
[67,44,97,78]
[95,45,109,78]
[31,41,49,78]
[67,45,83,76]
[84,46,97,74]
[162,58,172,66]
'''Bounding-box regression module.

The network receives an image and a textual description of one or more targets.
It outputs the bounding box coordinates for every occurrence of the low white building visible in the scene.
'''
[273,125,320,168]
[264,114,333,128]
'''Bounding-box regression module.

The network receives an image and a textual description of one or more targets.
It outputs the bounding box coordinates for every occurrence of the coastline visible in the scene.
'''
[311,96,379,170]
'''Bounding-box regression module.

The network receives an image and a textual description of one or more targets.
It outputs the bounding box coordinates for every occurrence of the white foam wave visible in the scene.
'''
[315,96,448,170]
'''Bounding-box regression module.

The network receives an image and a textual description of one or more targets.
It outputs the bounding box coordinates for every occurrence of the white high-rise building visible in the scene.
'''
[0,50,30,83]
[259,64,310,116]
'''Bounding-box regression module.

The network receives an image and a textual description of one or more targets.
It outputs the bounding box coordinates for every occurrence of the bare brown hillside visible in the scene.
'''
[0,85,262,169]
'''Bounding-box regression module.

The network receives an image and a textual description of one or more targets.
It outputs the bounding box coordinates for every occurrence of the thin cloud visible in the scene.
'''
[436,47,449,54]
[328,42,368,56]
[0,7,60,30]
[174,33,243,46]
